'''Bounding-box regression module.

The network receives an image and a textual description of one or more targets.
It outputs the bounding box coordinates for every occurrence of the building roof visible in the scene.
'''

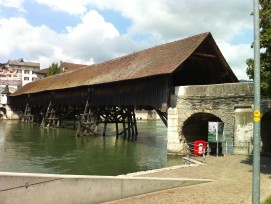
[35,62,87,76]
[11,32,238,97]
[0,63,8,66]
[34,68,49,75]
[60,62,87,72]
[8,59,40,68]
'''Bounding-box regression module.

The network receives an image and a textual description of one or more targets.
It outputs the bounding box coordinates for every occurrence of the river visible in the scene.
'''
[0,120,181,176]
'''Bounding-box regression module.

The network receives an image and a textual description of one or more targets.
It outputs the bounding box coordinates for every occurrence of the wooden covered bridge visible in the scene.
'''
[9,32,238,139]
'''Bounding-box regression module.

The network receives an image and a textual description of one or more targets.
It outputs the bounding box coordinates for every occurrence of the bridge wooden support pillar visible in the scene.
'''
[98,106,138,140]
[155,109,167,127]
[22,94,34,122]
[75,100,138,140]
[41,100,61,128]
[76,100,98,137]
[22,103,34,122]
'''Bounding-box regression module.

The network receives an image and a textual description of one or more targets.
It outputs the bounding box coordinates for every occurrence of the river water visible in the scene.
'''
[0,120,181,176]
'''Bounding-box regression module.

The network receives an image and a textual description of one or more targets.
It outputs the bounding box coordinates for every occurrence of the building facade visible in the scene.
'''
[0,59,40,93]
[8,59,40,87]
[0,59,40,106]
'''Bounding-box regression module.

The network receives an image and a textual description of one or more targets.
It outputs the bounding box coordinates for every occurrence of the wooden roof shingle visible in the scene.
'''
[11,32,237,96]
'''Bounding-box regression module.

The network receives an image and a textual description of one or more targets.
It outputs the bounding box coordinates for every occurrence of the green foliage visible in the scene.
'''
[48,62,60,76]
[246,0,271,98]
[263,195,271,204]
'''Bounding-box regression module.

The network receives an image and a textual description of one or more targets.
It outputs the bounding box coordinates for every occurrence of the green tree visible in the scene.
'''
[48,62,60,76]
[246,0,271,98]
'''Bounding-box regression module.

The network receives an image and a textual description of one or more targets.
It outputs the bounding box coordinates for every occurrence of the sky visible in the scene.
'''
[0,0,254,80]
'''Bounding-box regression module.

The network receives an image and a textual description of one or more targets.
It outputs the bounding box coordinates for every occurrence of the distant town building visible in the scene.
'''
[8,59,40,87]
[1,84,11,105]
[33,68,48,80]
[0,59,40,93]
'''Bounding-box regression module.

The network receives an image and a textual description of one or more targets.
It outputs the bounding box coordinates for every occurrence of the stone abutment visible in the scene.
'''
[167,82,271,155]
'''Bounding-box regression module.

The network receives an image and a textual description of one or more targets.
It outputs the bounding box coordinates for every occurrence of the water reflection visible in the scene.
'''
[0,120,181,175]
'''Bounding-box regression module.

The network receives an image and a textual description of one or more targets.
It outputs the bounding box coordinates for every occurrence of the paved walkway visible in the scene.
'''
[105,155,271,204]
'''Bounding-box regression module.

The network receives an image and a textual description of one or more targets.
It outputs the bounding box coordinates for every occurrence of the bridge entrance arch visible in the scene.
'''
[167,82,258,155]
[182,112,222,143]
[261,110,271,153]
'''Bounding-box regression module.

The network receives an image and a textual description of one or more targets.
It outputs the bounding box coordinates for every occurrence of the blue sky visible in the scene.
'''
[0,0,254,80]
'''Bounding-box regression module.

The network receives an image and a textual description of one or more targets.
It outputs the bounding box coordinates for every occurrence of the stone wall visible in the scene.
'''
[167,82,263,155]
[167,108,186,154]
[0,105,20,119]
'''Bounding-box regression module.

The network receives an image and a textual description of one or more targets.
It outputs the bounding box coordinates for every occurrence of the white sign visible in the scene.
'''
[208,122,224,142]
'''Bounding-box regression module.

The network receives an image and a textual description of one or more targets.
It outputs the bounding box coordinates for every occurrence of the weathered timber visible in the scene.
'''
[155,109,168,127]
[76,100,98,137]
[22,103,34,122]
[94,106,138,140]
[41,100,61,128]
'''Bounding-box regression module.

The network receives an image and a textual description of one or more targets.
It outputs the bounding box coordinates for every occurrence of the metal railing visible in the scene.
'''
[182,142,207,165]
[207,141,252,156]
[182,140,252,165]
[222,141,252,155]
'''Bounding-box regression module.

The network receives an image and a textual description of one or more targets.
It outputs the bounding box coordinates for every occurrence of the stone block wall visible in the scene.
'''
[0,105,20,119]
[167,82,259,155]
[167,108,186,155]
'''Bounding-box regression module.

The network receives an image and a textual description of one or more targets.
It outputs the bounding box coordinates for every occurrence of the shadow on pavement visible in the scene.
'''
[240,155,271,176]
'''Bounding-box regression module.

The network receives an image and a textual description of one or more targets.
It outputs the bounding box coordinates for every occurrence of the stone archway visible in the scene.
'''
[261,110,271,153]
[182,112,222,143]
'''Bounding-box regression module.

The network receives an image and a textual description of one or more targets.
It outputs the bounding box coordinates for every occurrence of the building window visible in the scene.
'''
[24,77,29,81]
[24,70,30,74]
[32,77,37,81]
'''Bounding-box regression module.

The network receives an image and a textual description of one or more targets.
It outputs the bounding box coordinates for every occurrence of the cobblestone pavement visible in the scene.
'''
[105,155,271,204]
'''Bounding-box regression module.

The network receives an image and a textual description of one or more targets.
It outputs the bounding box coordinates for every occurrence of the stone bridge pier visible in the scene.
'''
[0,105,20,119]
[167,82,271,155]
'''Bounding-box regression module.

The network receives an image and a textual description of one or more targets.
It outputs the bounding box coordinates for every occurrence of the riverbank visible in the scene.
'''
[106,155,271,204]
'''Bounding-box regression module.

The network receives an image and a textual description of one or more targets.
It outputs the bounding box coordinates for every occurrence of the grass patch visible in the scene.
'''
[263,195,271,204]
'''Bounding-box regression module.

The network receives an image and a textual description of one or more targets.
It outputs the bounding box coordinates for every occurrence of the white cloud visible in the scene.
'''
[0,0,254,79]
[35,0,87,15]
[0,17,61,62]
[121,0,253,43]
[33,0,253,41]
[0,10,140,69]
[64,10,120,61]
[0,0,24,11]
[218,41,253,80]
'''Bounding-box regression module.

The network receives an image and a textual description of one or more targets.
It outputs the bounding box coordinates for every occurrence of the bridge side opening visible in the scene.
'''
[261,111,271,154]
[182,112,222,143]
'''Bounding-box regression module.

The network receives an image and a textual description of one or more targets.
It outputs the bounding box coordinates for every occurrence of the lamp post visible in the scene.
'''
[252,0,261,203]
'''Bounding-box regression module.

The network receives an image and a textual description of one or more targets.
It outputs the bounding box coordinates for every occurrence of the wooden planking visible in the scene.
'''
[9,75,170,110]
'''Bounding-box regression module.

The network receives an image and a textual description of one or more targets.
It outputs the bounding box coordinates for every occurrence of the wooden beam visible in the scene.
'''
[192,52,216,59]
[155,109,167,127]
[189,52,216,61]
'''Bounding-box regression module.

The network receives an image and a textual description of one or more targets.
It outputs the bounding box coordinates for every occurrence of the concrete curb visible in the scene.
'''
[0,172,212,204]
[120,164,202,177]
[118,157,204,177]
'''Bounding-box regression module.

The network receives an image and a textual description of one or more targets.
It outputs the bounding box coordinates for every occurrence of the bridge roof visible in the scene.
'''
[11,32,238,96]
